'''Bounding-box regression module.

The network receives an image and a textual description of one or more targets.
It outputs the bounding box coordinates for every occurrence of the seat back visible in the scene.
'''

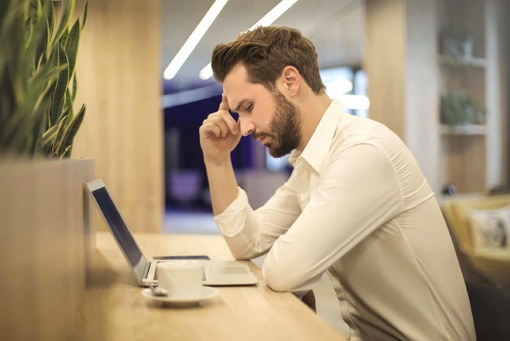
[442,195,510,254]
[466,281,510,341]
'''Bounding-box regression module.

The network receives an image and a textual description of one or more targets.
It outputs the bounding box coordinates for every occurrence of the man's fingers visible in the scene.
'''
[218,94,230,112]
[202,94,238,138]
[201,121,225,138]
[206,110,239,136]
[201,113,232,138]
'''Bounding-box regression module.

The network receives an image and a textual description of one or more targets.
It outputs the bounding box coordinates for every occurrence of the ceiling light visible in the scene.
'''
[249,0,298,29]
[164,0,228,80]
[199,0,298,80]
[199,63,214,80]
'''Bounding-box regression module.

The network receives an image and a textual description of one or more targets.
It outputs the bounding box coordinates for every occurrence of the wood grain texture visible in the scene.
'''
[72,0,163,233]
[442,135,487,192]
[437,0,508,193]
[75,232,347,341]
[365,0,406,140]
[0,158,95,340]
[366,0,508,195]
[365,0,444,194]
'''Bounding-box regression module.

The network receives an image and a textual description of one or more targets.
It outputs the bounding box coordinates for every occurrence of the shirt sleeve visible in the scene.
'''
[215,142,405,293]
[214,171,302,260]
[262,142,404,292]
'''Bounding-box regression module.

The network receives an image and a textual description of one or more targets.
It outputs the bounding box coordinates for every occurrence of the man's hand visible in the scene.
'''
[199,94,242,165]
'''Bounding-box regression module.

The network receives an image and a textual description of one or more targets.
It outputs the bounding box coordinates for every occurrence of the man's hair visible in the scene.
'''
[211,26,326,94]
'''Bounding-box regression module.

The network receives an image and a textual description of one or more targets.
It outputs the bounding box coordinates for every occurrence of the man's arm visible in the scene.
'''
[203,158,238,215]
[262,143,402,292]
[199,95,242,215]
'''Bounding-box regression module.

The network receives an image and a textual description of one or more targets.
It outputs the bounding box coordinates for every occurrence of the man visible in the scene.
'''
[199,26,475,340]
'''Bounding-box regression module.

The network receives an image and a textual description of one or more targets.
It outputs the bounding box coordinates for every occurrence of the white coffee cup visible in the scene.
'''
[157,260,203,298]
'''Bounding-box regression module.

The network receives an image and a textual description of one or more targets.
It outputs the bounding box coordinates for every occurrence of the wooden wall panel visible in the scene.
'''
[365,0,440,193]
[365,0,406,139]
[442,135,487,193]
[0,159,95,340]
[73,0,163,232]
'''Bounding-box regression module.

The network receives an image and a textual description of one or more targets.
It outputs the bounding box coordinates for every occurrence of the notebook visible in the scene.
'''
[86,179,257,287]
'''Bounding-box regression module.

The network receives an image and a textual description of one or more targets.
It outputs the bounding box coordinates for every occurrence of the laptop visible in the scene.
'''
[86,179,257,287]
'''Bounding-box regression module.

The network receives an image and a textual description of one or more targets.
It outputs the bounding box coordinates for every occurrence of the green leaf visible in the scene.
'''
[49,0,75,50]
[66,20,80,77]
[42,123,58,146]
[61,144,73,159]
[0,0,86,158]
[52,111,70,154]
[70,74,77,102]
[58,103,85,157]
[82,2,88,30]
[49,43,69,126]
[34,0,49,66]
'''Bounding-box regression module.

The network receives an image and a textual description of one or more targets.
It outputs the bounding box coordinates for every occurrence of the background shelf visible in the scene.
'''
[440,124,487,135]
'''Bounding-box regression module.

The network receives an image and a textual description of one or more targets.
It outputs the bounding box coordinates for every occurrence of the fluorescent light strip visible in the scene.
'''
[248,0,298,29]
[199,0,298,80]
[164,0,228,80]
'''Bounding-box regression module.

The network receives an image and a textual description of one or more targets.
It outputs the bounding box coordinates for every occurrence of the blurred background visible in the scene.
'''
[27,0,510,335]
[71,0,509,234]
[1,1,508,337]
[161,0,369,217]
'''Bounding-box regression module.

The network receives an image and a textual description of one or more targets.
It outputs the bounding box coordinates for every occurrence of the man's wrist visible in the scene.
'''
[204,155,232,169]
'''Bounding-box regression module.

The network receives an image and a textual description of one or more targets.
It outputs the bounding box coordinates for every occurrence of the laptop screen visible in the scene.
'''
[88,182,147,282]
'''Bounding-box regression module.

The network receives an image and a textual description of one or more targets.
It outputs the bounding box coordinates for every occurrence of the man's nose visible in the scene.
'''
[239,117,255,136]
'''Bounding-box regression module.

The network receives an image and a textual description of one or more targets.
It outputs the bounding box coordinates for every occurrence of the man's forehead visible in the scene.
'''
[224,63,248,82]
[223,64,248,92]
[223,67,255,111]
[223,63,276,111]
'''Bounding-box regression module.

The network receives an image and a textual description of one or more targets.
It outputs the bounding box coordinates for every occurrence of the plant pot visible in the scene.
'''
[0,158,95,340]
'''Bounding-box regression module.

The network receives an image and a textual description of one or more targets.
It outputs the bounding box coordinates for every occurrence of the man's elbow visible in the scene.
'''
[262,264,299,292]
[263,258,322,292]
[224,237,267,260]
[227,245,264,261]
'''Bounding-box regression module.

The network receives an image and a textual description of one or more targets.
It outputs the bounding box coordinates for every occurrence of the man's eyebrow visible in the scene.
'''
[232,99,249,113]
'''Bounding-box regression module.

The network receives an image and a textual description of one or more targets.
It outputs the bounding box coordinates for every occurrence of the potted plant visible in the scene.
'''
[440,90,486,130]
[440,26,478,59]
[0,1,95,339]
[0,0,87,158]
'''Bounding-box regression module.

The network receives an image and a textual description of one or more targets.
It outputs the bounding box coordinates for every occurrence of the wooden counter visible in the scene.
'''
[76,232,347,340]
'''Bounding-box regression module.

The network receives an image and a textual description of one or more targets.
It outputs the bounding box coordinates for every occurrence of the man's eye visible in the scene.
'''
[244,104,253,112]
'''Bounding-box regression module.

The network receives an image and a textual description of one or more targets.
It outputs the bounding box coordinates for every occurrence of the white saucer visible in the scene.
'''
[141,287,220,307]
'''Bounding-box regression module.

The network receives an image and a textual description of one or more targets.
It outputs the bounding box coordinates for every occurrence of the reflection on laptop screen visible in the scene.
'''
[91,187,143,268]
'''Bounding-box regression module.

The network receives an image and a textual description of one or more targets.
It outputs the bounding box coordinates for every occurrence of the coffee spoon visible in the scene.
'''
[148,283,168,297]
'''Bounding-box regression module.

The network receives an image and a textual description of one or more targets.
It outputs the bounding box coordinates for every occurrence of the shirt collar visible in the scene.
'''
[289,99,343,173]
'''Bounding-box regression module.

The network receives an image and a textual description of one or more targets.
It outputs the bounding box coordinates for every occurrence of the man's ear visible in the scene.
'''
[281,66,300,96]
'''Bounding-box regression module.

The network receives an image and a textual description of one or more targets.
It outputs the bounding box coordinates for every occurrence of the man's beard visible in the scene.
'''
[254,90,301,158]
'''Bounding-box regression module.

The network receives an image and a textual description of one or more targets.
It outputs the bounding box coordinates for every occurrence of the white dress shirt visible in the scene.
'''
[214,100,475,340]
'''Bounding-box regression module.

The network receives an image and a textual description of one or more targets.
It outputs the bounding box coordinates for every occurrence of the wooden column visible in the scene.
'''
[73,0,163,232]
[364,0,406,139]
[506,0,510,186]
[365,0,440,193]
